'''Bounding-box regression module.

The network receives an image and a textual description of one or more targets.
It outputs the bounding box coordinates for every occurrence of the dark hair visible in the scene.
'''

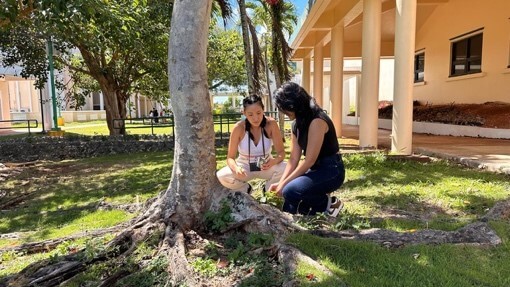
[243,94,268,140]
[242,94,264,110]
[274,82,322,141]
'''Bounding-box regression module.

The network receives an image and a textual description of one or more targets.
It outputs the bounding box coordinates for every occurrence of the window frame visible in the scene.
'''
[449,29,484,77]
[414,51,425,83]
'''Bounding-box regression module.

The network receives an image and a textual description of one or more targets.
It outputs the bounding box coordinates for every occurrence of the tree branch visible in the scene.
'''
[208,80,225,90]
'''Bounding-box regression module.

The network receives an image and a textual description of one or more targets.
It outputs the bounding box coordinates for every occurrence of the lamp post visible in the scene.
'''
[47,37,60,131]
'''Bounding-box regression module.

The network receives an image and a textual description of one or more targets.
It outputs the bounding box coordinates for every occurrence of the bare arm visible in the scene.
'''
[226,122,246,175]
[261,120,285,170]
[278,132,301,184]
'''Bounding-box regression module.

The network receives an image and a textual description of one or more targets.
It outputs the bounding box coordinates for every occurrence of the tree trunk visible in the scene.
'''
[0,1,309,286]
[167,0,217,228]
[273,63,286,137]
[238,0,255,95]
[101,86,127,136]
[264,42,274,112]
[78,46,127,136]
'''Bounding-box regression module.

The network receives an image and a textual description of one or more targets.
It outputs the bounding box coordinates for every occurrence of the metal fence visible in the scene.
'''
[0,119,39,135]
[113,111,283,140]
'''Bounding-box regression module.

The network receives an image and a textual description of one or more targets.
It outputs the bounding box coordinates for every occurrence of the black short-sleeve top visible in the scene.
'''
[292,111,339,161]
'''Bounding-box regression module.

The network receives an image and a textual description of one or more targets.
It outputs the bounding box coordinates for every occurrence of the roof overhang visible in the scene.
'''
[291,0,450,60]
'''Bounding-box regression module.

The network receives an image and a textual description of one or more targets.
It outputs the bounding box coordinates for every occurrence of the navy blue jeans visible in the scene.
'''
[282,154,345,215]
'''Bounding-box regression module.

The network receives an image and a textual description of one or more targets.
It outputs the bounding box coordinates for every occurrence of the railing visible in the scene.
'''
[0,119,38,135]
[113,112,283,141]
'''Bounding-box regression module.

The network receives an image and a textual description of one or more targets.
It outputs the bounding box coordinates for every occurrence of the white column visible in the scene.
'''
[28,82,34,112]
[99,92,104,110]
[313,43,324,108]
[392,0,417,155]
[330,21,344,137]
[15,81,21,112]
[137,94,141,118]
[42,84,53,131]
[302,57,311,94]
[359,0,381,148]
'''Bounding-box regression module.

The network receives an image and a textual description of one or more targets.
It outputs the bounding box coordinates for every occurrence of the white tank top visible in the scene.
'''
[238,129,272,162]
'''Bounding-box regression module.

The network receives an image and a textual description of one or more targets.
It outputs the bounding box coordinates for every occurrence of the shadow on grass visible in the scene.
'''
[343,153,509,188]
[0,152,172,235]
[341,153,509,219]
[288,231,510,287]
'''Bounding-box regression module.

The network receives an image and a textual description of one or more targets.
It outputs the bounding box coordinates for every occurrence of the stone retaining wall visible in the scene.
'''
[0,135,175,162]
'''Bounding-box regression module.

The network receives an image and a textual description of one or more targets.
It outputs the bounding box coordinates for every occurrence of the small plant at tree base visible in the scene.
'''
[204,241,220,258]
[203,199,234,233]
[296,213,331,230]
[237,256,287,287]
[116,255,169,287]
[257,188,284,208]
[191,257,219,277]
[224,232,245,249]
[333,210,371,231]
[247,232,274,248]
[228,242,249,264]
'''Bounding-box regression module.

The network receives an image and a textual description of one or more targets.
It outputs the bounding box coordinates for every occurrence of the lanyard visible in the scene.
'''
[248,127,265,161]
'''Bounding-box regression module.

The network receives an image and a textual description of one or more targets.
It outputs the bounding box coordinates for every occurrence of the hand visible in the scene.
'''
[261,158,275,170]
[268,183,283,197]
[234,165,247,177]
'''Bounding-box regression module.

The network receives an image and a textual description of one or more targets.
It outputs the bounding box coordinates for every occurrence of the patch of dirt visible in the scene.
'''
[378,101,510,129]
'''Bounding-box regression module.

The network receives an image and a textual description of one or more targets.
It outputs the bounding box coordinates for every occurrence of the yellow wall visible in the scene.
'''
[414,0,510,104]
[0,82,11,124]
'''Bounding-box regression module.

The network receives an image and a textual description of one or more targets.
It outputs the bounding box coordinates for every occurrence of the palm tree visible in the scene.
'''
[251,0,297,135]
[265,0,296,86]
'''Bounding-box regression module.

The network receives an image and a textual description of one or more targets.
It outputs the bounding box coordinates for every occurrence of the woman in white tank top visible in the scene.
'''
[217,95,286,194]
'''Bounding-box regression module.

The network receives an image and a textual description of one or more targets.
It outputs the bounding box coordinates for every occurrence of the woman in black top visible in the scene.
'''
[269,82,345,216]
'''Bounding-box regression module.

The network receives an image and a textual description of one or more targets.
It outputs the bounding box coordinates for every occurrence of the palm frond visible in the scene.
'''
[213,0,233,26]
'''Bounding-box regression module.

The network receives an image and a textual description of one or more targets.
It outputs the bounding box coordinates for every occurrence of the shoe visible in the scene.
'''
[327,196,343,217]
[247,183,253,194]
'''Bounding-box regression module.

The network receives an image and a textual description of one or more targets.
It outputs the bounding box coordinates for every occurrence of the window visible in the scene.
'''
[414,52,425,83]
[450,31,483,77]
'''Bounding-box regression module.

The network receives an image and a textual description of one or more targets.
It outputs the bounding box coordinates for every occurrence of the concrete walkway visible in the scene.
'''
[341,125,510,175]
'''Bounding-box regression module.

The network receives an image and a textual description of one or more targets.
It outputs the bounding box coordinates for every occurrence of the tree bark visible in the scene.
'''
[167,0,217,229]
[78,46,128,135]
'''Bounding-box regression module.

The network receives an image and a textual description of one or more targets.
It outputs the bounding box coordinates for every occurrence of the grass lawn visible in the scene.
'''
[0,135,509,285]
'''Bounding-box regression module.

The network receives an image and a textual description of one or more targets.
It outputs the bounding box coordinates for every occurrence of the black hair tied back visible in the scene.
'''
[243,94,268,140]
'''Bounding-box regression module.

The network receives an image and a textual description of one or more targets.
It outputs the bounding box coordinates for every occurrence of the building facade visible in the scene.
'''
[291,0,510,154]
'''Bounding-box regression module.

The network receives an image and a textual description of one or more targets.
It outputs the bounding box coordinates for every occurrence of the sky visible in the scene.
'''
[214,0,309,105]
[292,0,308,16]
[290,0,308,17]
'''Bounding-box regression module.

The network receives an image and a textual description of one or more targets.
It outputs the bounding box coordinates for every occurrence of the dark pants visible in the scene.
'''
[282,154,345,215]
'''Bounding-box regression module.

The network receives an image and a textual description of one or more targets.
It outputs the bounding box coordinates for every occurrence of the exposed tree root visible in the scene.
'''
[162,227,200,286]
[311,221,501,248]
[482,199,510,221]
[0,222,131,254]
[1,187,507,287]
